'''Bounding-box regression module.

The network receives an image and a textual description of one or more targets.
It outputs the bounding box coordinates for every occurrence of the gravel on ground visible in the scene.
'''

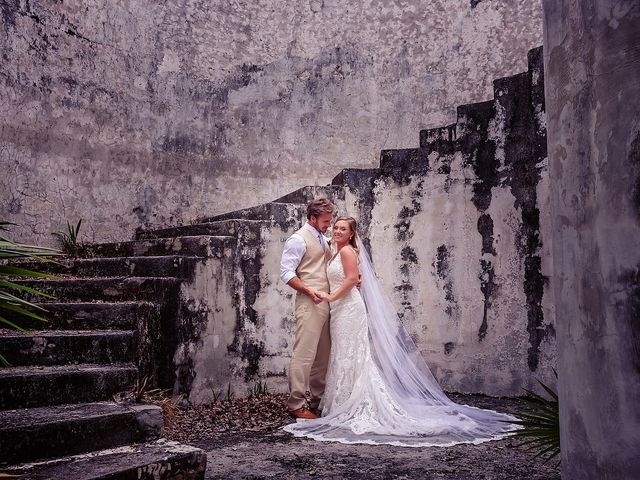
[164,392,561,480]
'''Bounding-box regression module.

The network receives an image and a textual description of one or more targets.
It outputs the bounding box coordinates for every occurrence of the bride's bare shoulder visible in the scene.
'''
[340,245,358,260]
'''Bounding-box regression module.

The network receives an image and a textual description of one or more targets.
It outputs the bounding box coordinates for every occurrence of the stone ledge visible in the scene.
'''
[198,202,306,226]
[89,235,235,258]
[272,185,346,204]
[4,438,206,480]
[0,330,135,367]
[136,220,238,240]
[11,255,203,279]
[0,363,137,410]
[15,277,181,303]
[2,301,157,331]
[0,402,162,465]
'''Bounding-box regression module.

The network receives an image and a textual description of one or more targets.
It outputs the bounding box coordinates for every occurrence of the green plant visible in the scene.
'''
[113,378,178,433]
[52,219,86,255]
[508,369,560,463]
[133,375,151,403]
[0,222,61,365]
[248,380,269,398]
[114,375,173,404]
[225,383,235,403]
[209,385,223,403]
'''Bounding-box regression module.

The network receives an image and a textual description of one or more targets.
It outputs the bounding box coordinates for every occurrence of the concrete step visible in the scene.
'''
[0,402,162,465]
[4,301,157,331]
[331,168,381,187]
[0,330,135,367]
[379,147,431,171]
[4,438,206,480]
[527,46,545,104]
[493,70,529,100]
[419,123,457,149]
[135,219,237,240]
[198,202,307,226]
[272,185,346,204]
[135,219,277,241]
[0,364,137,410]
[12,256,201,279]
[456,99,496,143]
[88,235,234,258]
[198,188,345,225]
[15,277,181,303]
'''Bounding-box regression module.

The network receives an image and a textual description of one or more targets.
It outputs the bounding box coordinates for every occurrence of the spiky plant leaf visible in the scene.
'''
[0,314,26,331]
[1,302,48,322]
[507,372,560,464]
[0,290,48,310]
[0,222,60,365]
[537,379,559,401]
[0,280,55,299]
[0,221,17,231]
[52,219,85,256]
[0,265,57,279]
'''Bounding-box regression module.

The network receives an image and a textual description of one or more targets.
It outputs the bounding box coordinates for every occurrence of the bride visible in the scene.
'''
[283,216,518,447]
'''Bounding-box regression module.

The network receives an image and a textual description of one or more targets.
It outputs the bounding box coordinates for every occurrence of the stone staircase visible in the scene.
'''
[129,45,550,397]
[0,186,344,476]
[0,45,549,476]
[0,241,210,476]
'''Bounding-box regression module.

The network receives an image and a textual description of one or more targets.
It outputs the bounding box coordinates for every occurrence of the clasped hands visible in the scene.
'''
[309,275,361,304]
[310,290,332,304]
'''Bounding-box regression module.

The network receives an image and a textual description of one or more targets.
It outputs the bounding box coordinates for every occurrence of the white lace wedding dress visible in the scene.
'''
[283,247,518,447]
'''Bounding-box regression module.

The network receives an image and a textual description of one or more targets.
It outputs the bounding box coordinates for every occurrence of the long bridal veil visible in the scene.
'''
[284,239,518,447]
[357,239,518,445]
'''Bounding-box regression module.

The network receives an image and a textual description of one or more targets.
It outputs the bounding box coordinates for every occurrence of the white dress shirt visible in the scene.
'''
[280,222,328,284]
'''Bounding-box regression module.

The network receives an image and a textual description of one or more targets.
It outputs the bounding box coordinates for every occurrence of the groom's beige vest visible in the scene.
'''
[288,226,332,411]
[295,227,330,293]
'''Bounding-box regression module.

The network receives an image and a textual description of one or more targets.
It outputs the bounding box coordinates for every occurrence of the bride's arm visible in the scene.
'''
[324,247,359,302]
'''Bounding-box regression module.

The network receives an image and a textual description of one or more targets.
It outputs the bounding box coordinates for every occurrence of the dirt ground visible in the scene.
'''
[166,393,561,480]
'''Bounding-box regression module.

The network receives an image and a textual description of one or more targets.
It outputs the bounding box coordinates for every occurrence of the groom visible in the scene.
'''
[279,197,335,419]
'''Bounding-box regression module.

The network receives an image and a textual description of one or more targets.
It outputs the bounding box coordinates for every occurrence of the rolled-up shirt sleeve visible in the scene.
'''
[280,234,306,284]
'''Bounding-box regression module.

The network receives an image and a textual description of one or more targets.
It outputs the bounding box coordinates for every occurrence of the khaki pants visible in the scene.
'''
[287,295,331,411]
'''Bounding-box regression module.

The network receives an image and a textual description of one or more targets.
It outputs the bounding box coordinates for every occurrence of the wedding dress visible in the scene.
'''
[283,241,518,447]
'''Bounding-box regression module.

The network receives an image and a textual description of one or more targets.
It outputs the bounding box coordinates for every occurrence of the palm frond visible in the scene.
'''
[0,221,17,231]
[0,302,48,322]
[0,280,56,299]
[0,314,26,331]
[0,290,48,310]
[0,223,59,342]
[507,371,560,465]
[0,265,57,279]
[536,379,559,401]
[532,442,561,460]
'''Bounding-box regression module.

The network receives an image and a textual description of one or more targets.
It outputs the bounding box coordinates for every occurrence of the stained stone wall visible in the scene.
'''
[176,47,556,400]
[543,1,640,477]
[0,0,542,245]
[334,48,555,396]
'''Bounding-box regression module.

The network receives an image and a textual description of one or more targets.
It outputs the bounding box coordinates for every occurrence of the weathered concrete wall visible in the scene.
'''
[543,1,640,477]
[172,244,238,403]
[176,202,348,401]
[337,49,555,395]
[0,0,542,246]
[176,48,555,399]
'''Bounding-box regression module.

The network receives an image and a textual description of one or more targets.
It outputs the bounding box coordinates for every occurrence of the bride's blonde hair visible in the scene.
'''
[335,216,359,254]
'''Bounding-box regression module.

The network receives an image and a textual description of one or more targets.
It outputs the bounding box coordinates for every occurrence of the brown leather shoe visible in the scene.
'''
[289,407,318,420]
[308,405,321,416]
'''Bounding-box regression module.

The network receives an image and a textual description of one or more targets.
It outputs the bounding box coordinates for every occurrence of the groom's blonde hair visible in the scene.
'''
[307,197,335,219]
